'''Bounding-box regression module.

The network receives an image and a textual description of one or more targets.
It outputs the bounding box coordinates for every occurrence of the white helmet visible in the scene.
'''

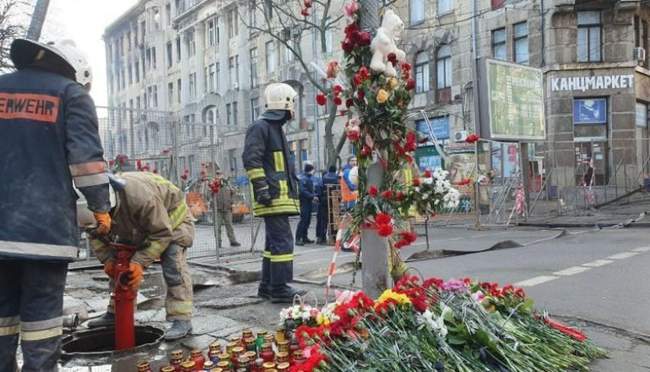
[264,83,298,117]
[10,38,92,89]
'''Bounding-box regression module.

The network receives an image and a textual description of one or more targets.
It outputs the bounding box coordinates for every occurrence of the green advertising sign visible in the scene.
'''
[483,59,545,141]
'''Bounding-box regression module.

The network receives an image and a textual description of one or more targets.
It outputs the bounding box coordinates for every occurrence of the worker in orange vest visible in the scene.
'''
[340,156,358,210]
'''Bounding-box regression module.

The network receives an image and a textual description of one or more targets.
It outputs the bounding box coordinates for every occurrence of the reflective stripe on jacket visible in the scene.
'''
[91,172,194,267]
[242,117,299,217]
[0,68,109,261]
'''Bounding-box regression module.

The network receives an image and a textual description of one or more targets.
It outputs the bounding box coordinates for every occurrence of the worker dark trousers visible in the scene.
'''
[261,215,294,289]
[295,201,313,241]
[0,260,67,372]
[316,201,328,241]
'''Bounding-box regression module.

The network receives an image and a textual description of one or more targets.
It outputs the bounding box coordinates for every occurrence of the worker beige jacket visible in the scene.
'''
[91,172,194,267]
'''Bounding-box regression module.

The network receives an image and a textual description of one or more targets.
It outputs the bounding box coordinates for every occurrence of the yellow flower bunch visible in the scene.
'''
[316,313,331,325]
[376,89,390,104]
[376,289,411,307]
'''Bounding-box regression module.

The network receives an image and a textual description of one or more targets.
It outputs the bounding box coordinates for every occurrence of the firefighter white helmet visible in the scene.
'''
[10,38,92,89]
[264,83,298,117]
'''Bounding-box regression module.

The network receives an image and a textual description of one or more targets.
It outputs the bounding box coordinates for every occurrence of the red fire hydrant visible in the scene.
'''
[111,242,137,350]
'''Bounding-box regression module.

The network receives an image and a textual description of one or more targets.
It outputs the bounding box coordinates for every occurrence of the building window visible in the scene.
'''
[414,51,430,93]
[177,78,182,103]
[189,73,197,98]
[176,37,181,62]
[233,101,238,127]
[250,48,258,88]
[325,29,332,54]
[410,0,424,25]
[513,22,528,65]
[266,41,276,75]
[166,41,173,68]
[636,102,649,128]
[204,66,208,93]
[187,29,196,57]
[215,62,220,91]
[436,45,452,89]
[165,3,171,25]
[577,11,601,62]
[229,56,240,88]
[226,103,232,125]
[438,0,453,14]
[251,97,259,121]
[128,63,133,85]
[135,60,140,82]
[207,19,215,46]
[229,148,238,174]
[168,82,174,106]
[249,1,257,29]
[492,28,506,60]
[228,7,238,39]
[152,47,157,69]
[152,85,158,107]
[634,16,648,67]
[215,17,220,44]
[208,63,216,92]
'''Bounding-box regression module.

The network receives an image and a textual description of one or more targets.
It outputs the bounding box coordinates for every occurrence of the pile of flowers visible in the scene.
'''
[282,276,606,372]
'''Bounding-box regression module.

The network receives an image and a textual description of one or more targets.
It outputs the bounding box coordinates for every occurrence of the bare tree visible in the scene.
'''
[241,0,347,168]
[0,0,28,72]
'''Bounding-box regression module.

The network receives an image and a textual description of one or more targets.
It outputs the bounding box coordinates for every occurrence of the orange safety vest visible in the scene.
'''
[340,175,358,203]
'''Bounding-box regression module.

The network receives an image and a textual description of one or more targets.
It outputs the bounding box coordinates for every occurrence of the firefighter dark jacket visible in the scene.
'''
[0,68,110,261]
[242,111,300,217]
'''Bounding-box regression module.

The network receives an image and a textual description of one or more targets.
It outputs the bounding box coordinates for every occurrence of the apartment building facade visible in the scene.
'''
[400,0,650,188]
[104,0,347,182]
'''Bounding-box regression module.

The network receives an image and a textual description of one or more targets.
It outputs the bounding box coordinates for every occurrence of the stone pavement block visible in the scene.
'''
[180,334,218,350]
[191,312,245,335]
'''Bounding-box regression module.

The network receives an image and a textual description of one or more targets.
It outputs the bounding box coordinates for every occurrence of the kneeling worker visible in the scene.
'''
[86,172,194,341]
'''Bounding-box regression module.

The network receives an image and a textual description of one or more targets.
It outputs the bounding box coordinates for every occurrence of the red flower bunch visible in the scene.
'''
[394,230,417,249]
[412,178,421,186]
[289,344,327,372]
[342,23,371,53]
[423,277,444,290]
[395,191,405,201]
[401,62,412,80]
[394,275,431,312]
[406,78,416,91]
[208,178,221,194]
[301,8,310,16]
[381,190,393,199]
[543,317,587,342]
[329,292,373,337]
[374,212,393,237]
[316,93,327,106]
[345,98,354,108]
[368,185,378,197]
[360,145,372,157]
[353,66,370,86]
[387,52,398,66]
[405,131,417,152]
[480,282,504,298]
[465,133,480,143]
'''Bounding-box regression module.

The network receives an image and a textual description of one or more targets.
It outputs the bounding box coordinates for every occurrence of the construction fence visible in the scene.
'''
[90,106,263,260]
[426,137,650,227]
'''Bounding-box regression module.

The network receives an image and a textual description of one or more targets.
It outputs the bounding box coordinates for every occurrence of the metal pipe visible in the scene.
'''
[26,0,51,41]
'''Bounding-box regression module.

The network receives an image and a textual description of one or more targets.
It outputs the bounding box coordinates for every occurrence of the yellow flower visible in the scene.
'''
[376,289,411,306]
[316,313,331,325]
[388,78,399,89]
[376,89,390,104]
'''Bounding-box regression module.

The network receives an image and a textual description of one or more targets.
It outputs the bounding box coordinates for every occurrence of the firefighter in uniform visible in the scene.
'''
[243,83,307,303]
[86,172,195,341]
[0,39,112,372]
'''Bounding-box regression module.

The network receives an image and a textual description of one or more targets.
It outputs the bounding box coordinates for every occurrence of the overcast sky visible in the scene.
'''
[41,0,138,106]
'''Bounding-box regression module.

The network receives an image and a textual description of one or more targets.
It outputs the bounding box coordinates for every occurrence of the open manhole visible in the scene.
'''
[61,325,164,360]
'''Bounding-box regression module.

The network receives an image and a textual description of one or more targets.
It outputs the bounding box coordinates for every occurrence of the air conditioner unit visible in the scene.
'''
[454,130,469,143]
[634,47,646,64]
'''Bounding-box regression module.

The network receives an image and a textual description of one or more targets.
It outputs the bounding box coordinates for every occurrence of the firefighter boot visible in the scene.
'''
[270,285,308,304]
[87,312,115,328]
[165,320,192,341]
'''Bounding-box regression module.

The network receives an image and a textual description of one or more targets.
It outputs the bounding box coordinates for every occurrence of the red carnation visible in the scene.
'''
[395,191,405,201]
[357,89,365,100]
[316,93,327,106]
[405,131,417,151]
[341,39,354,53]
[400,231,417,243]
[357,66,369,80]
[375,212,391,225]
[381,190,393,199]
[387,52,397,66]
[406,78,416,91]
[465,133,480,143]
[423,170,432,178]
[360,145,372,157]
[333,84,343,95]
[358,31,372,46]
[300,7,310,16]
[345,98,354,108]
[344,23,360,38]
[333,96,342,106]
[346,131,360,142]
[412,178,421,186]
[401,62,412,71]
[368,185,378,197]
[377,224,393,237]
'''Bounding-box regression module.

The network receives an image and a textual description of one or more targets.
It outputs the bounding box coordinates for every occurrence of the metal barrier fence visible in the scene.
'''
[93,106,263,260]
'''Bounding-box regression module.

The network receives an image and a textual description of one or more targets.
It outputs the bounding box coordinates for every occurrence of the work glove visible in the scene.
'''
[93,212,112,235]
[256,189,273,206]
[126,262,144,289]
[103,260,115,278]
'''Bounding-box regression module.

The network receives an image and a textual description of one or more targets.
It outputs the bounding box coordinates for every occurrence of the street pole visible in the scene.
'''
[26,0,50,41]
[358,0,389,299]
[471,0,482,229]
